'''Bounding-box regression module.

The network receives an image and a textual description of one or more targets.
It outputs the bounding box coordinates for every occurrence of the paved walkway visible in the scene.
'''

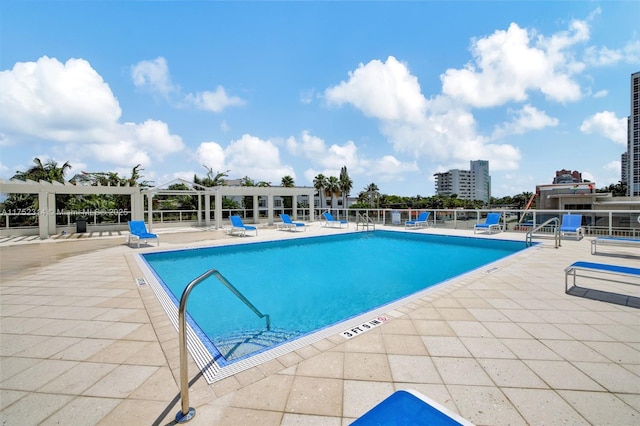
[1,225,639,425]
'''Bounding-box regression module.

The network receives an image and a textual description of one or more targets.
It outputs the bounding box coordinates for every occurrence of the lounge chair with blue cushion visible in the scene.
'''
[229,215,258,237]
[474,212,502,234]
[277,213,306,232]
[352,389,474,426]
[322,212,348,228]
[560,214,583,240]
[126,221,159,248]
[405,211,430,229]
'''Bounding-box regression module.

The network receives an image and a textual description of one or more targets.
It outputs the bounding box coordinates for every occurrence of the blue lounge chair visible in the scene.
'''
[127,221,159,248]
[474,212,502,234]
[352,389,474,426]
[591,236,640,255]
[277,213,306,232]
[405,211,430,229]
[322,212,348,228]
[560,214,583,240]
[229,215,258,237]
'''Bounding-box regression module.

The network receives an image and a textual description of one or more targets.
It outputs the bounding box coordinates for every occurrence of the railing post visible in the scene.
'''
[175,269,270,423]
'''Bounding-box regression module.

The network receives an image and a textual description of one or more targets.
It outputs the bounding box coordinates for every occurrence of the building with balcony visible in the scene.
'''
[434,160,490,203]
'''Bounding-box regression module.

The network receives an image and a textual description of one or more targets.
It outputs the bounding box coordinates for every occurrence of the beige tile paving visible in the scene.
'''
[1,224,639,425]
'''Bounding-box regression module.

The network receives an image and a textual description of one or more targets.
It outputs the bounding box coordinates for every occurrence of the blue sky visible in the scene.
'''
[1,1,639,197]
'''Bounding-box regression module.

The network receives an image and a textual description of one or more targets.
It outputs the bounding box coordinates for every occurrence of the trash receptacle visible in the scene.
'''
[76,218,87,233]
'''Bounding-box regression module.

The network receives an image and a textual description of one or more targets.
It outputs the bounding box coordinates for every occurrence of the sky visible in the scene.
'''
[1,1,639,198]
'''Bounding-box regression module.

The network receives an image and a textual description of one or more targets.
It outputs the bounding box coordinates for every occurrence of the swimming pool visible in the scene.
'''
[137,230,527,381]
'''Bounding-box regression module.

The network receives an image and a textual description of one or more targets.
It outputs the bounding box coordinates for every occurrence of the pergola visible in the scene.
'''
[143,178,316,230]
[0,178,142,239]
[0,178,317,239]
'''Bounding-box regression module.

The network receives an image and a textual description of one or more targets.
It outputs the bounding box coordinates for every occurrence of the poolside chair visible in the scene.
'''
[352,389,473,426]
[126,221,159,248]
[322,211,348,228]
[229,215,258,237]
[560,214,584,240]
[277,213,306,232]
[405,211,430,229]
[474,212,502,234]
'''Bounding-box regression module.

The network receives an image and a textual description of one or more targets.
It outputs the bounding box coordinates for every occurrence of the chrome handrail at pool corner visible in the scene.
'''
[526,217,561,248]
[355,212,375,231]
[176,269,271,423]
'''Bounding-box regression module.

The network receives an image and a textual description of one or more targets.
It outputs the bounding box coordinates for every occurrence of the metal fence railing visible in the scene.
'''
[2,208,639,238]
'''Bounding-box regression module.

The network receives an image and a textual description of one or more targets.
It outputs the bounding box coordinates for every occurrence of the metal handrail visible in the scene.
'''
[175,269,270,423]
[355,212,375,230]
[526,217,561,248]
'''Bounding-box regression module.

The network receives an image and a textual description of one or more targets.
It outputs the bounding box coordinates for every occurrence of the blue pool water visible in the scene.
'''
[142,231,526,364]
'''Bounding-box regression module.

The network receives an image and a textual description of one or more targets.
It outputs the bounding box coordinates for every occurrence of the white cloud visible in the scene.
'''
[492,104,559,138]
[131,57,176,96]
[584,40,640,66]
[185,86,245,113]
[286,131,326,159]
[441,21,586,107]
[373,155,419,183]
[604,160,621,171]
[224,134,295,183]
[287,131,370,176]
[196,141,227,172]
[0,56,184,171]
[592,89,608,98]
[132,57,245,113]
[324,58,521,171]
[299,88,315,104]
[325,56,427,123]
[1,56,121,142]
[287,130,423,186]
[580,111,627,144]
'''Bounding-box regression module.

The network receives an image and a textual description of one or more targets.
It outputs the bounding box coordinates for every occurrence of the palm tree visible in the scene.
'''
[364,182,380,208]
[339,166,353,208]
[14,157,72,183]
[280,175,295,187]
[313,174,328,210]
[194,167,229,187]
[326,176,340,209]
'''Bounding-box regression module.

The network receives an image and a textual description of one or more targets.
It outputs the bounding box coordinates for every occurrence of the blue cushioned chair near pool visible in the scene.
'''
[351,389,474,426]
[405,211,430,229]
[126,221,159,247]
[560,214,583,240]
[323,211,348,228]
[277,213,306,232]
[229,215,258,237]
[590,236,639,255]
[474,212,502,234]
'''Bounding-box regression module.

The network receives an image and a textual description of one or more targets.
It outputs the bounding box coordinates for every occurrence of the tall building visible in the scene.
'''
[553,169,582,184]
[470,160,491,202]
[628,71,640,196]
[434,160,491,203]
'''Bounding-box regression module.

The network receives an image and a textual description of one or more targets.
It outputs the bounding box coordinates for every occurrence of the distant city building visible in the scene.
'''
[621,151,628,187]
[434,160,491,203]
[535,182,596,210]
[553,169,583,184]
[627,71,640,196]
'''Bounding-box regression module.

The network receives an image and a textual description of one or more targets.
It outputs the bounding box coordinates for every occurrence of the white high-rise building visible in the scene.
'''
[628,71,640,196]
[434,160,491,203]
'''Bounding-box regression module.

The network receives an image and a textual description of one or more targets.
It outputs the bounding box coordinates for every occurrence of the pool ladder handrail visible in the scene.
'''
[175,269,271,423]
[525,217,561,248]
[355,212,375,231]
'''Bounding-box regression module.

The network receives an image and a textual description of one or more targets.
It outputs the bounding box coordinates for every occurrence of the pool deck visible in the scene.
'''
[1,224,639,425]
